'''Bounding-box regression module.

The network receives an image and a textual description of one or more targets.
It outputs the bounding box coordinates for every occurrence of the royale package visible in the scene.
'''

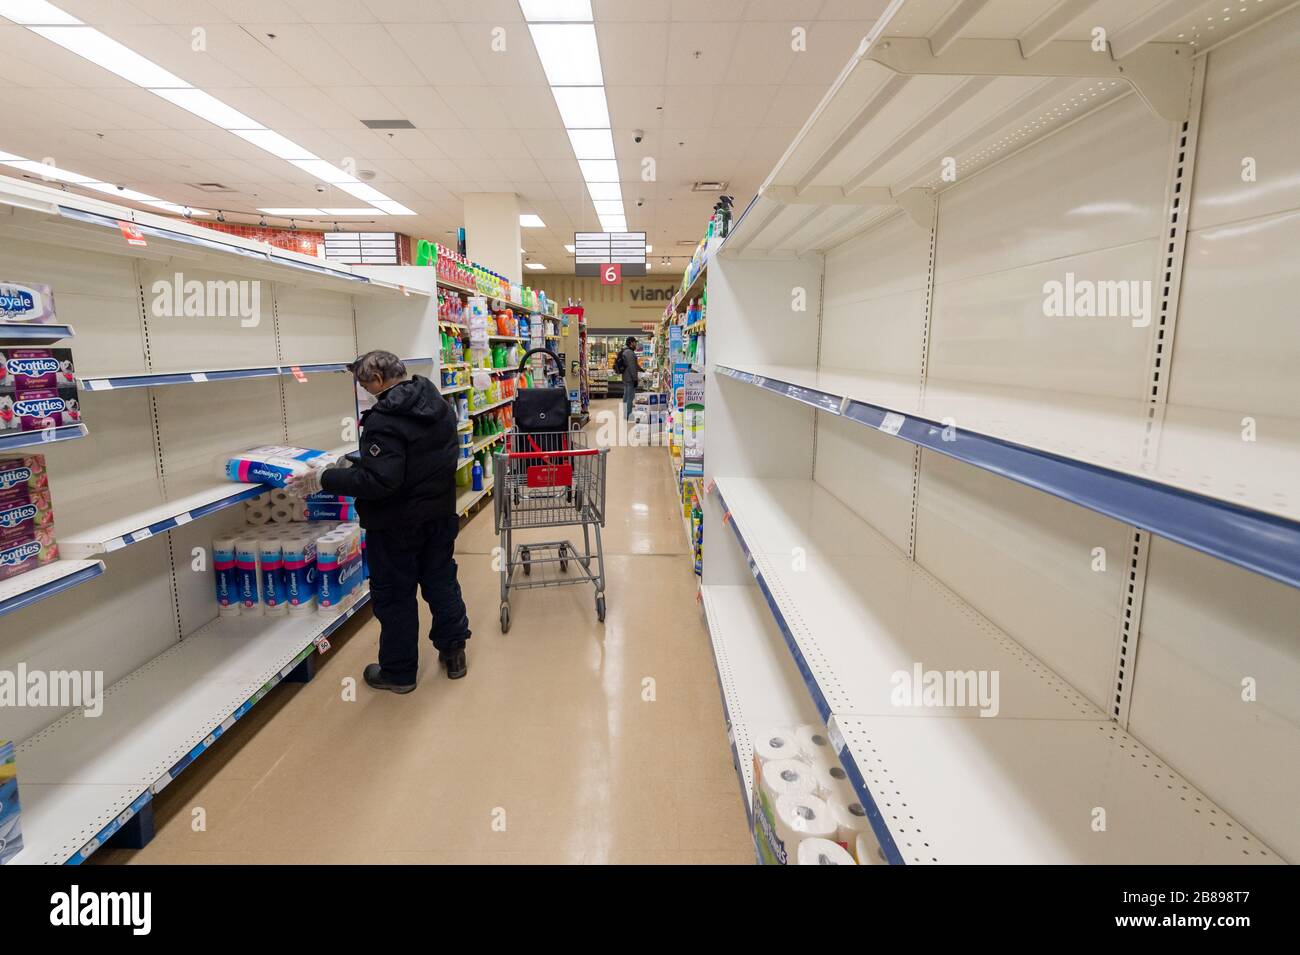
[0,347,81,432]
[0,281,57,325]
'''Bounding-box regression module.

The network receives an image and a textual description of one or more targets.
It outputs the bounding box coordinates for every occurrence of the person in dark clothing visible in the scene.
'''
[614,336,641,420]
[288,351,470,694]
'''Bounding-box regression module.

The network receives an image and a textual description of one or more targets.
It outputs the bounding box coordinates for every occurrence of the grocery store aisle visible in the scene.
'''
[95,401,751,864]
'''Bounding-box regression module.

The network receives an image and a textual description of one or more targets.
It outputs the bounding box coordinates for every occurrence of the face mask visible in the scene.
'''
[355,381,377,414]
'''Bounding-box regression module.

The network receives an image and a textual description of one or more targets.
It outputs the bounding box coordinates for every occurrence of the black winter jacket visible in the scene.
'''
[320,376,458,529]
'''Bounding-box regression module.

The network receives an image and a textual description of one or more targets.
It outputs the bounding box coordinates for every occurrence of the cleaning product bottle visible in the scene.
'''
[471,459,483,492]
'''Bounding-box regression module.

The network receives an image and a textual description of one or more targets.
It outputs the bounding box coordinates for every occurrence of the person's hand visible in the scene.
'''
[286,469,324,498]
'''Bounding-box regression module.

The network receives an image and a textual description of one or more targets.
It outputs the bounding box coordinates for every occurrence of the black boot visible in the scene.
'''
[363,663,415,694]
[438,646,467,680]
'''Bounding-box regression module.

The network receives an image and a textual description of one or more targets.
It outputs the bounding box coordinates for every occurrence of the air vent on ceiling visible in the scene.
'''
[362,119,416,129]
[190,182,234,193]
[691,180,727,192]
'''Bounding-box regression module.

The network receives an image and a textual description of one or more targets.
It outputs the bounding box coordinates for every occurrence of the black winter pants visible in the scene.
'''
[366,515,470,684]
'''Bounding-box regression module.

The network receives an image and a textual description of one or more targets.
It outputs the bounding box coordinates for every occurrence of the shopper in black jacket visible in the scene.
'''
[289,351,471,693]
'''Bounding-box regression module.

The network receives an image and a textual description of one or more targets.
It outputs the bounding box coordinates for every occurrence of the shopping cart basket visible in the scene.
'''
[493,358,609,632]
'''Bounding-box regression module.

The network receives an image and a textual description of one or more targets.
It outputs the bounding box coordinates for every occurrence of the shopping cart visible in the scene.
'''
[493,423,609,633]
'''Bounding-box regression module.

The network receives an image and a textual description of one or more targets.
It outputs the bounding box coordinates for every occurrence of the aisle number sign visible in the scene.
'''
[574,231,646,277]
[601,263,622,285]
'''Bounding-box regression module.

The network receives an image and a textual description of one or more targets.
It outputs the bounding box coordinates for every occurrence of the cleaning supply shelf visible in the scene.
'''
[712,475,1282,865]
[9,587,371,865]
[717,364,1300,590]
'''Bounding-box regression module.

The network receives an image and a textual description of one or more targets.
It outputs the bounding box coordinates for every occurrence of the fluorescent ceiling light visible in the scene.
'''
[564,243,575,253]
[578,159,619,182]
[519,0,592,21]
[520,214,546,227]
[591,200,624,216]
[259,208,325,215]
[0,159,96,184]
[287,158,358,184]
[230,128,316,160]
[566,128,615,160]
[584,181,621,201]
[0,1,81,25]
[30,26,190,88]
[150,88,263,130]
[333,180,387,203]
[146,201,209,216]
[83,182,162,202]
[528,24,603,86]
[646,262,652,269]
[321,207,383,216]
[370,200,416,215]
[524,262,547,270]
[550,87,609,128]
[645,244,652,253]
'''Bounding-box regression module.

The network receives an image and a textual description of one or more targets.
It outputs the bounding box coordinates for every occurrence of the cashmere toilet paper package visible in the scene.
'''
[234,537,262,612]
[259,539,287,615]
[316,527,363,614]
[223,445,338,488]
[212,535,239,615]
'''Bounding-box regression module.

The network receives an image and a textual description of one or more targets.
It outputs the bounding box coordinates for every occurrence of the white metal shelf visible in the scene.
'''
[455,478,494,517]
[713,474,1282,864]
[700,583,825,821]
[0,322,74,344]
[11,587,370,865]
[0,558,104,619]
[0,423,87,452]
[79,357,432,392]
[718,363,1300,590]
[57,445,352,558]
[439,383,470,396]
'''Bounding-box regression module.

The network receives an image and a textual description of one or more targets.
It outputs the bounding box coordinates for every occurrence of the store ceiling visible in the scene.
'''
[0,0,891,273]
[0,0,1276,274]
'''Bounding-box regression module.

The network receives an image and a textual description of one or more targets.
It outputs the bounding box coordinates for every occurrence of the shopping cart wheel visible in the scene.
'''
[596,595,606,622]
[558,544,568,573]
[521,546,530,576]
[500,603,511,633]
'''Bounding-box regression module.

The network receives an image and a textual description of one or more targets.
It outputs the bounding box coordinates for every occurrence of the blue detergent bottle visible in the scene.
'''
[472,460,483,492]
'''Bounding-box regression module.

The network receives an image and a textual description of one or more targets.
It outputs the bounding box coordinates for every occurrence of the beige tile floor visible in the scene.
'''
[94,401,752,865]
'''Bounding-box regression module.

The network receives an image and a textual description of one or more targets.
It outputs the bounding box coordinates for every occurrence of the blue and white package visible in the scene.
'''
[283,534,317,616]
[212,534,239,616]
[259,539,287,615]
[316,528,363,613]
[224,445,337,488]
[234,537,261,613]
[0,738,22,865]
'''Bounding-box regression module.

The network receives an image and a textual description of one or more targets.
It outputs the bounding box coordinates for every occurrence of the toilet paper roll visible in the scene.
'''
[795,723,835,764]
[855,831,886,865]
[796,837,856,866]
[270,489,291,505]
[774,793,836,853]
[760,758,818,805]
[753,727,800,764]
[828,794,872,848]
[814,763,856,803]
[270,504,296,524]
[245,505,272,526]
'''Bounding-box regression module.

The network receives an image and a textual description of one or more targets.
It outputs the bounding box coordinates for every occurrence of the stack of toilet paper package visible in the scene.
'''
[215,445,366,618]
[751,723,881,865]
[0,454,58,583]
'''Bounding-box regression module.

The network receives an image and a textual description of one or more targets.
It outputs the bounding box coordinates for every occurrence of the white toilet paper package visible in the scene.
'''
[796,837,856,866]
[223,445,338,488]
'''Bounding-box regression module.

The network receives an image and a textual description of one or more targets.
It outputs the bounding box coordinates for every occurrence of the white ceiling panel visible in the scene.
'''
[664,21,739,86]
[597,21,669,86]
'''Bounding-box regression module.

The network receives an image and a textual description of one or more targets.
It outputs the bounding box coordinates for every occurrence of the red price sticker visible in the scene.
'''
[118,221,147,247]
[600,263,622,285]
[290,365,307,382]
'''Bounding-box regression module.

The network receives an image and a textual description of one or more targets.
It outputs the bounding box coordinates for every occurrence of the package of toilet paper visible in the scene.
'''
[212,535,239,615]
[0,281,56,324]
[234,537,261,612]
[316,528,363,613]
[796,837,856,866]
[259,539,287,615]
[282,534,318,614]
[223,445,338,488]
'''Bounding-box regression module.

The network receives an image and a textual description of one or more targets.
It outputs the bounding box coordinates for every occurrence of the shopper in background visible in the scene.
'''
[614,336,641,420]
[288,350,471,693]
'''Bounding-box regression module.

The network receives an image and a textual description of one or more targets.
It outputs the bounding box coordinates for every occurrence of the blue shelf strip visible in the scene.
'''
[0,561,104,619]
[105,485,268,552]
[66,590,371,865]
[0,423,87,451]
[718,366,1300,592]
[0,323,74,342]
[80,357,432,392]
[713,484,906,866]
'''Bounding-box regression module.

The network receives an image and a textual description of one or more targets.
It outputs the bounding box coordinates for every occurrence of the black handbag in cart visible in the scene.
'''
[513,347,569,437]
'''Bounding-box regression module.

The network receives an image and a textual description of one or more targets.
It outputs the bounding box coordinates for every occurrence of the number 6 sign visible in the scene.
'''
[600,263,622,285]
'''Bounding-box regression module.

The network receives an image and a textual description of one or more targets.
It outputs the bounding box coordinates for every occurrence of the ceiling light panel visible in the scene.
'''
[0,0,80,24]
[584,181,622,201]
[230,129,317,160]
[591,200,624,216]
[578,159,619,182]
[528,23,603,86]
[550,87,610,129]
[287,159,359,184]
[524,262,547,270]
[0,159,96,183]
[520,214,546,227]
[566,128,615,160]
[370,200,415,215]
[519,0,592,21]
[30,26,190,88]
[150,88,264,130]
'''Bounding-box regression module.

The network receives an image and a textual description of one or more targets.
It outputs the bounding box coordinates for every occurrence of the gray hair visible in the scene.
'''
[349,350,407,385]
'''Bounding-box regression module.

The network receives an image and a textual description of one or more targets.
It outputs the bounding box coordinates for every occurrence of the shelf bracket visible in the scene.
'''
[867,37,1195,122]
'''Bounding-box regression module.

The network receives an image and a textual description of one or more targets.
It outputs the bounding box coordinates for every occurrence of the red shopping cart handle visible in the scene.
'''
[505,449,600,459]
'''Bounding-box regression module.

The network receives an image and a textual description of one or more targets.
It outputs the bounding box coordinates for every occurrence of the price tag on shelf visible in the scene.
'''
[879,411,906,436]
[117,220,147,247]
[315,636,331,654]
[290,366,307,383]
[704,478,715,494]
[754,375,767,388]
[827,717,846,755]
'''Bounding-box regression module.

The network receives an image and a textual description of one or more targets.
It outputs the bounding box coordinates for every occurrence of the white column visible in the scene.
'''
[463,193,522,284]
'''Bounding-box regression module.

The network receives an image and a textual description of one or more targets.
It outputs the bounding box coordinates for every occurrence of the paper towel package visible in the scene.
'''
[0,739,22,865]
[223,445,338,488]
[0,281,57,324]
